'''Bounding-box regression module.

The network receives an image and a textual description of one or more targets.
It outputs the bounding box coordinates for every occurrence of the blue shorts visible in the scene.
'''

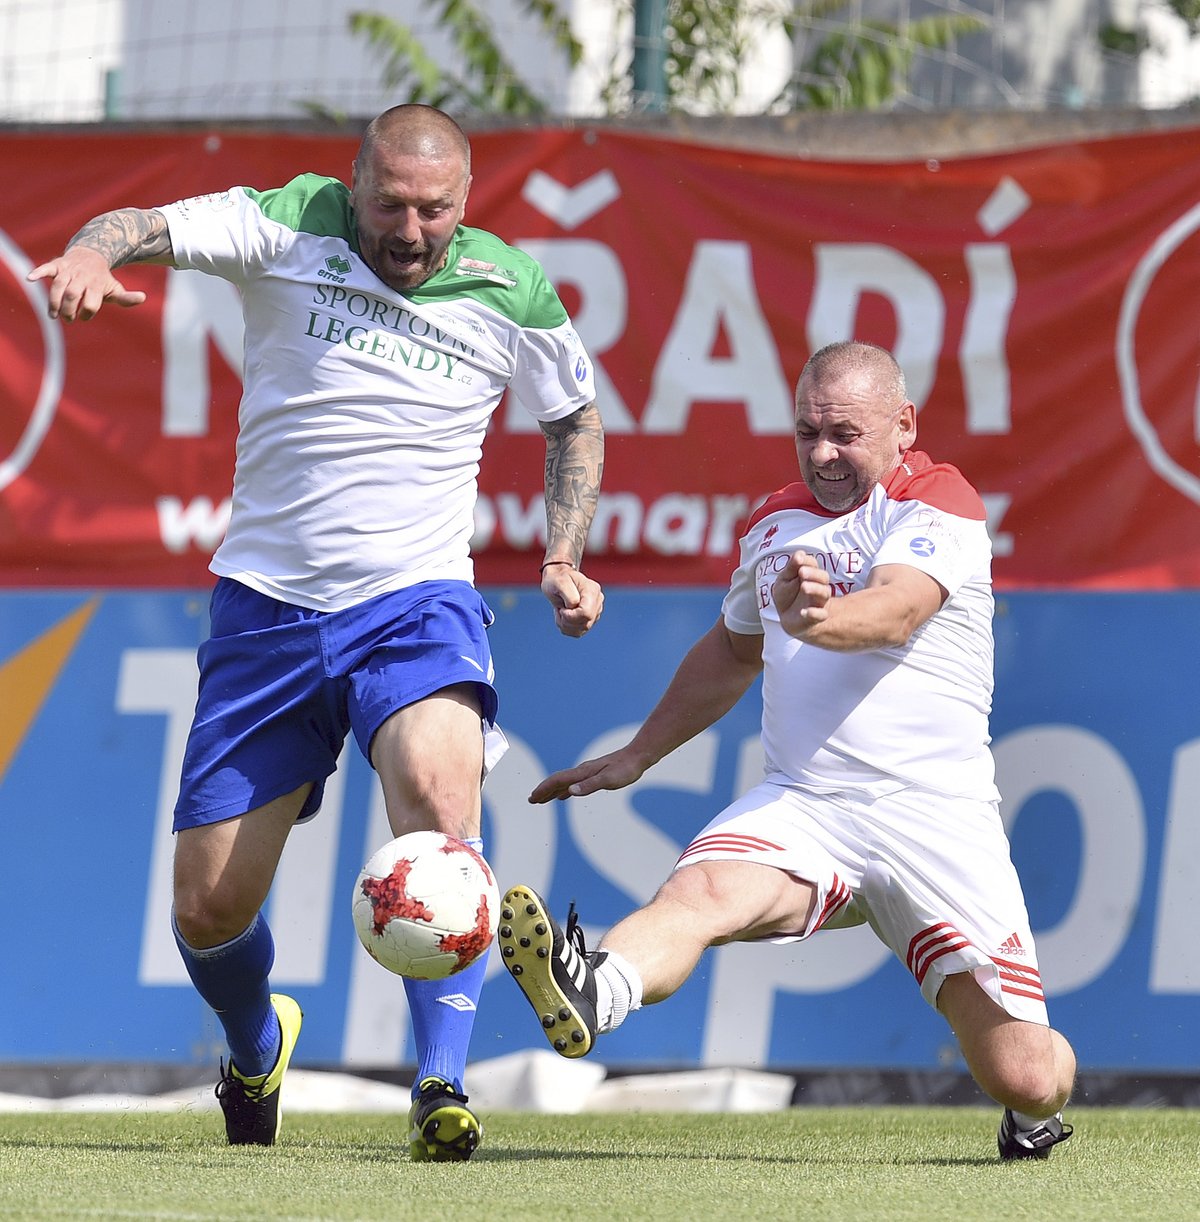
[173,578,499,831]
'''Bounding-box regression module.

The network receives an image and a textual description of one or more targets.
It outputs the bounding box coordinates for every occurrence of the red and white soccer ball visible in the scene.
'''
[352,830,500,980]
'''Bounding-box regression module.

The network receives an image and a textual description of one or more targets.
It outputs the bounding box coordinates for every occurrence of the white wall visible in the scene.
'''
[0,0,122,121]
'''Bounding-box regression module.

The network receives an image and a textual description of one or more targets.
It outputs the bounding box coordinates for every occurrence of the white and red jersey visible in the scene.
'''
[721,450,999,801]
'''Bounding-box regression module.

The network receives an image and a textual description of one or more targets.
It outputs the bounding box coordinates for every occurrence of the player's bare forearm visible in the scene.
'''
[529,749,647,803]
[28,208,173,321]
[67,209,175,268]
[540,401,604,567]
[530,621,760,802]
[630,620,762,760]
[774,558,943,651]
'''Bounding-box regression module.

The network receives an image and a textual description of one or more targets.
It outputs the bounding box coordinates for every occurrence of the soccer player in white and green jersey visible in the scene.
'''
[30,104,606,1161]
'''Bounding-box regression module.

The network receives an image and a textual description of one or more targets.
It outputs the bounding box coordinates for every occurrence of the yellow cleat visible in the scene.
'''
[408,1076,482,1161]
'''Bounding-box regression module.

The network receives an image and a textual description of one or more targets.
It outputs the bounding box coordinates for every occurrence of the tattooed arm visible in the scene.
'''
[26,208,175,322]
[538,400,605,637]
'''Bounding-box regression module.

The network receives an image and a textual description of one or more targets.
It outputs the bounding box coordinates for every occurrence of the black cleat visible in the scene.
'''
[497,886,600,1058]
[215,993,303,1146]
[997,1109,1073,1160]
[408,1076,482,1162]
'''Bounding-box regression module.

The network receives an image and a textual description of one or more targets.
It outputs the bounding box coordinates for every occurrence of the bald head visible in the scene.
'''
[800,341,906,407]
[359,105,472,182]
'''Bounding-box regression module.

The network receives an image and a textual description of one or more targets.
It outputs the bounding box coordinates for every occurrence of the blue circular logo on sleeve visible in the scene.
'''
[910,537,936,557]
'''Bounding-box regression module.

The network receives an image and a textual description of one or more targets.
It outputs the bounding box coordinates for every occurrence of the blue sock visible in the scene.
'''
[406,836,489,1097]
[173,911,280,1078]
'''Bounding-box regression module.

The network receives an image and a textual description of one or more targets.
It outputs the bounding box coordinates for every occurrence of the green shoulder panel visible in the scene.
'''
[242,174,356,242]
[412,225,568,330]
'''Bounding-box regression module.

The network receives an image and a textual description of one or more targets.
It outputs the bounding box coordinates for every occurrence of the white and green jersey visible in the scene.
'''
[159,173,595,611]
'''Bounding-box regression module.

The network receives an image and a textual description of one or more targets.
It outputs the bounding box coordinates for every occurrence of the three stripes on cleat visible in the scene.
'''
[498,896,591,1054]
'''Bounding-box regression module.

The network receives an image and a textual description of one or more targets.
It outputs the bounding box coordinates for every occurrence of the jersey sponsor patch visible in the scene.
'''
[453,256,517,286]
[174,190,237,218]
[909,536,936,557]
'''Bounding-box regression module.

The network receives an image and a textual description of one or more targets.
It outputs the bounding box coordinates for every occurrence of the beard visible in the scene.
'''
[368,241,441,291]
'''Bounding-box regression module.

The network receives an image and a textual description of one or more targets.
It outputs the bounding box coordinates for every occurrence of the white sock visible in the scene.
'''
[593,949,644,1033]
[1011,1109,1054,1130]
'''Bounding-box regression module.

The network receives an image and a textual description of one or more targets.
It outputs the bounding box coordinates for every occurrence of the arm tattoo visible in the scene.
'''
[67,209,174,267]
[541,401,605,566]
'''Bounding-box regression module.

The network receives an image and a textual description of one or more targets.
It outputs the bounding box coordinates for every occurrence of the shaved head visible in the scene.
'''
[359,104,472,183]
[801,341,907,407]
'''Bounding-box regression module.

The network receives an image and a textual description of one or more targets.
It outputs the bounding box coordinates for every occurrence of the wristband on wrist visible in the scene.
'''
[540,560,575,573]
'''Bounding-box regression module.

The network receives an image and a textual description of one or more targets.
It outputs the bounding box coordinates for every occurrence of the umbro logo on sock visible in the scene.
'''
[997,932,1026,957]
[436,993,477,1012]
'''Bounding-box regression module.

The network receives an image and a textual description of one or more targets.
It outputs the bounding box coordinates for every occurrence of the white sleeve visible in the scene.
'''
[510,319,596,421]
[874,500,992,596]
[158,187,286,283]
[720,535,765,635]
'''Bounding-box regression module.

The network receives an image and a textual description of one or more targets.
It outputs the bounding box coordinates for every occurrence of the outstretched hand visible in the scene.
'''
[529,749,646,804]
[27,248,147,322]
[771,550,832,638]
[540,565,604,638]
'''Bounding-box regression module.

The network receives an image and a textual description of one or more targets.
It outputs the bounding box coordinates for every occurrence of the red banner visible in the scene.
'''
[3,125,1200,589]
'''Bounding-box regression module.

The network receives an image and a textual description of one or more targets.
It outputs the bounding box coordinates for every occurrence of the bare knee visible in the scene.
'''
[372,690,484,839]
[646,861,810,945]
[978,1036,1071,1115]
[172,789,306,947]
[173,851,265,949]
[939,974,1075,1116]
[174,883,260,949]
[654,865,721,911]
[648,866,733,937]
[393,785,481,840]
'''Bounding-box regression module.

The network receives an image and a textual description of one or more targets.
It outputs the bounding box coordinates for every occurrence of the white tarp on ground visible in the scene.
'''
[0,1052,795,1114]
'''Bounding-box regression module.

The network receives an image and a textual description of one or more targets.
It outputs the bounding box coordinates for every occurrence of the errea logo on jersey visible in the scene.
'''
[318,255,351,283]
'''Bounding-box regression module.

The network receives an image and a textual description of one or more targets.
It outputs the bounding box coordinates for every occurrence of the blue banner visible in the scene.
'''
[1,589,1196,1072]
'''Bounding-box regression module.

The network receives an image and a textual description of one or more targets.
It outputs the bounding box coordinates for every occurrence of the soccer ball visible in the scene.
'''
[352,830,500,980]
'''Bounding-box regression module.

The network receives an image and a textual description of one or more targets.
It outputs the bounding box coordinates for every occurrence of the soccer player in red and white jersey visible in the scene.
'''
[500,340,1076,1161]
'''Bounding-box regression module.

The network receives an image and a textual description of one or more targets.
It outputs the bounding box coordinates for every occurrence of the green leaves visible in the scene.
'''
[343,2,988,118]
[786,8,988,111]
[1167,0,1200,37]
[347,1,583,116]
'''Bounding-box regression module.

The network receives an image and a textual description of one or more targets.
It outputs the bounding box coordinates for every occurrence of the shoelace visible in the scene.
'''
[1024,1120,1064,1147]
[564,902,590,959]
[417,1079,470,1106]
[1004,1111,1068,1150]
[215,1058,267,1103]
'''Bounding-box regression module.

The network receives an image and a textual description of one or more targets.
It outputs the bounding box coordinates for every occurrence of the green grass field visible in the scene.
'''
[1,1107,1198,1222]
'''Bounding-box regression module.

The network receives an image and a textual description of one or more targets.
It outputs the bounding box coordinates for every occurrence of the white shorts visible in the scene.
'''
[676,777,1049,1024]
